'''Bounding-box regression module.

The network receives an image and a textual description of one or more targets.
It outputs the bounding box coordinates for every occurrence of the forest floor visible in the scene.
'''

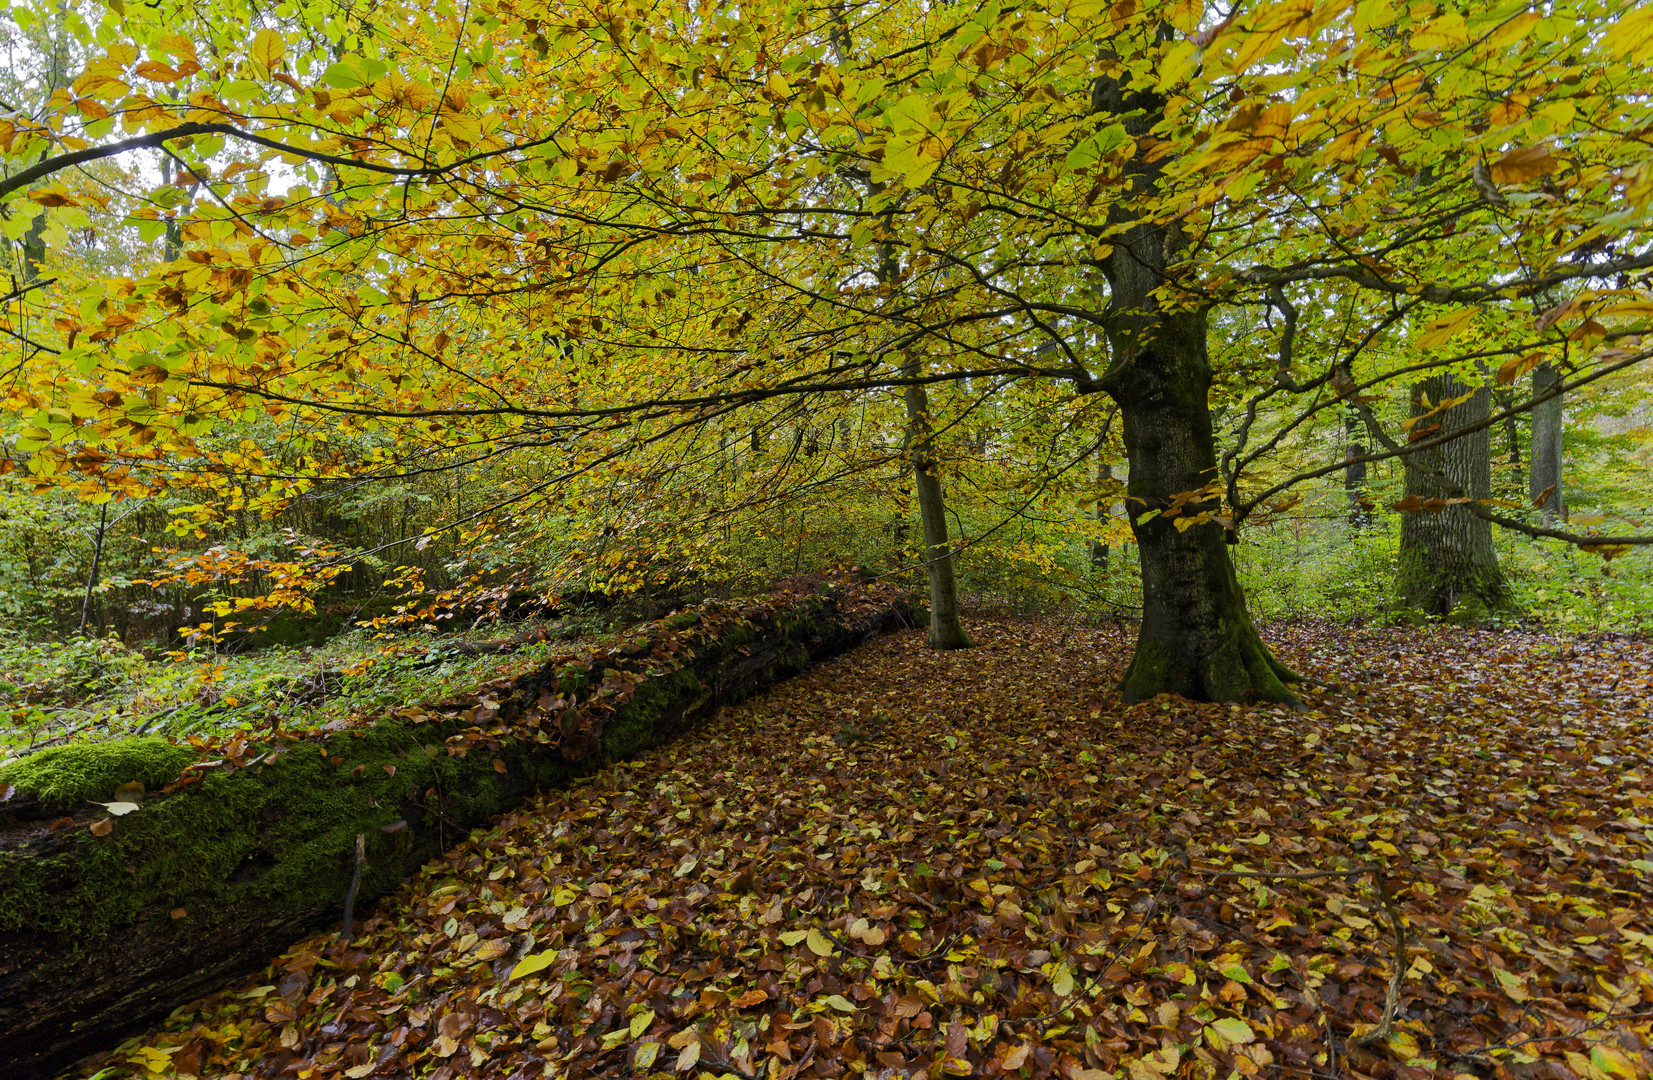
[76,618,1653,1080]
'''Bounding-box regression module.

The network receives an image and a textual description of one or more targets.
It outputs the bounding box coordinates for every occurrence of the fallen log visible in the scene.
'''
[0,583,915,1079]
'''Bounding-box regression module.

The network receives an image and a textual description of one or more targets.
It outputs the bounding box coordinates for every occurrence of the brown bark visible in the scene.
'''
[903,377,973,649]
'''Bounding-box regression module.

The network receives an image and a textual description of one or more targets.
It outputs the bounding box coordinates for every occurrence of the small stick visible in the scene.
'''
[1204,863,1405,1045]
[341,834,366,943]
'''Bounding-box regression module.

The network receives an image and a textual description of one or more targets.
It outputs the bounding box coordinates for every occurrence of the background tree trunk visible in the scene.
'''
[1397,374,1518,621]
[1090,460,1113,572]
[1344,412,1372,529]
[903,378,972,649]
[1530,362,1565,526]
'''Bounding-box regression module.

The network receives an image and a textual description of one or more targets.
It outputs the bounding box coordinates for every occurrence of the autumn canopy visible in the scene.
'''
[3,0,1652,688]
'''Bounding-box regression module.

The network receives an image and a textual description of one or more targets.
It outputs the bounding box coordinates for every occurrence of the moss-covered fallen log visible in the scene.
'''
[0,583,914,1079]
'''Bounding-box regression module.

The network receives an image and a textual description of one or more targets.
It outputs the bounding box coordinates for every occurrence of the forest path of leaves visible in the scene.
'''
[87,620,1653,1080]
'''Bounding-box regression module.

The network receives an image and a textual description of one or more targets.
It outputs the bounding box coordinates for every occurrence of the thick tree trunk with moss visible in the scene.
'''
[903,378,973,650]
[1092,55,1297,706]
[0,586,914,1079]
[1104,312,1298,705]
[1397,375,1518,621]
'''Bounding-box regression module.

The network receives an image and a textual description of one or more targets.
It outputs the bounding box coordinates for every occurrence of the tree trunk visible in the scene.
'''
[1093,49,1297,705]
[903,377,973,649]
[1397,374,1518,621]
[1106,314,1298,704]
[1529,362,1565,526]
[78,503,108,636]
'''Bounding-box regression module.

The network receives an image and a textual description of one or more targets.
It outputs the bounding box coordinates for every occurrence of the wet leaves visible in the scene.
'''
[80,618,1653,1080]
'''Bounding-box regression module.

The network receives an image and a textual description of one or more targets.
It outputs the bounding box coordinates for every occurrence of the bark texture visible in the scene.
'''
[1397,375,1518,621]
[1092,49,1297,705]
[1529,362,1566,526]
[0,587,914,1080]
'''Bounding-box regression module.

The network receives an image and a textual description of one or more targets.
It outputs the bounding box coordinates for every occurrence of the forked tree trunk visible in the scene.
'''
[1092,49,1297,705]
[1530,362,1565,526]
[903,378,973,650]
[1397,374,1518,621]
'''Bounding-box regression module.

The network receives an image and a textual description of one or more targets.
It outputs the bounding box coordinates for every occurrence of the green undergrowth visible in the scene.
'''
[0,608,642,765]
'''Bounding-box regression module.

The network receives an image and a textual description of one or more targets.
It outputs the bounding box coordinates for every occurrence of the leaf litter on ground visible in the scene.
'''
[77,618,1653,1080]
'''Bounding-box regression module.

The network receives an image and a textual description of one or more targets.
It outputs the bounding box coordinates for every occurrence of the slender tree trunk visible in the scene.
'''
[903,377,972,649]
[1529,362,1565,526]
[79,503,108,636]
[1092,44,1297,705]
[1397,374,1518,621]
[1344,412,1372,529]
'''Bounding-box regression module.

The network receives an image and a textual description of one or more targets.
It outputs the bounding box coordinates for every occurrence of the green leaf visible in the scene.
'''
[1207,1017,1255,1045]
[824,994,857,1012]
[324,55,389,89]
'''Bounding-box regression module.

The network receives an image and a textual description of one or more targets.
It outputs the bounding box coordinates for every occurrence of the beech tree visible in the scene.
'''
[4,0,1653,704]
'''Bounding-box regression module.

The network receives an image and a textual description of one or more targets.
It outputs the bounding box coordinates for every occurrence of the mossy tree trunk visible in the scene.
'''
[1092,53,1298,706]
[1104,314,1299,705]
[1397,374,1518,621]
[0,588,914,1080]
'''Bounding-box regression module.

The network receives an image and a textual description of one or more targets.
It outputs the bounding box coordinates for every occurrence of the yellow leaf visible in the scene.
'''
[629,1007,655,1038]
[1417,308,1477,349]
[251,29,285,77]
[507,951,556,980]
[1051,963,1075,996]
[1207,1016,1255,1046]
[1386,1029,1421,1061]
[824,994,858,1012]
[1231,25,1286,73]
[1412,13,1469,50]
[1592,1045,1640,1080]
[673,1040,701,1071]
[1599,300,1653,320]
[806,927,836,957]
[1496,351,1545,384]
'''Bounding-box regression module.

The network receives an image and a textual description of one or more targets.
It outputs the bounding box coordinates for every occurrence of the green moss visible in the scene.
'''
[558,663,591,696]
[0,712,577,938]
[0,737,195,809]
[601,667,705,762]
[663,612,699,630]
